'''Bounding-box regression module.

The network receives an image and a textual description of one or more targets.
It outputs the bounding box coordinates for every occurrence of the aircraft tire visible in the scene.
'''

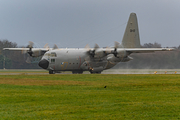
[90,72,101,74]
[49,70,54,74]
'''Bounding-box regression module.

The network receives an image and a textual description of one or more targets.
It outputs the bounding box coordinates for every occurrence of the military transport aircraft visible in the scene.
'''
[4,13,174,74]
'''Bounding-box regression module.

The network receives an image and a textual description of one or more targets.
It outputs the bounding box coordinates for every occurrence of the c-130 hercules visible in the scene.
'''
[4,13,174,74]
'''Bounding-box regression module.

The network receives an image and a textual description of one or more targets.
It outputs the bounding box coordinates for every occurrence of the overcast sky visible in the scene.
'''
[0,0,180,48]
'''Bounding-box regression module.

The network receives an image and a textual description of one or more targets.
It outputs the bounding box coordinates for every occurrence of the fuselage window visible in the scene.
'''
[51,59,55,63]
[51,52,57,57]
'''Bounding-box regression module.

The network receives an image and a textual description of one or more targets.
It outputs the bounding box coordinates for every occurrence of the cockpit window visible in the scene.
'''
[51,52,57,57]
[44,53,50,57]
[44,52,57,57]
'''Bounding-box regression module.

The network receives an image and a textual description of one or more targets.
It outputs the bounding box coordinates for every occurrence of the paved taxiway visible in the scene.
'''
[0,69,179,75]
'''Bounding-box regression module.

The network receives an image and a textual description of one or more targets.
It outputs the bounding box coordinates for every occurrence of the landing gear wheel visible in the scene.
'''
[90,72,101,74]
[49,70,54,74]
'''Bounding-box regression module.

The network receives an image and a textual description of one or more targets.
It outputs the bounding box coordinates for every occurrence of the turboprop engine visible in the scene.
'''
[113,49,127,58]
[107,55,133,62]
[28,49,44,57]
[26,42,45,57]
[110,41,130,58]
[25,41,55,57]
[86,44,107,59]
[93,48,106,58]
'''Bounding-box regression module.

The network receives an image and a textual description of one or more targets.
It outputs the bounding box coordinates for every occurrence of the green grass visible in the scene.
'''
[0,74,180,119]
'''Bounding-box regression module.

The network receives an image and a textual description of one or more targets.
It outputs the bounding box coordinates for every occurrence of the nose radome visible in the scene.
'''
[38,59,49,69]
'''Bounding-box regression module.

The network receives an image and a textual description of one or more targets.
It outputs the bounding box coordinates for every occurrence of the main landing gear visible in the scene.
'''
[90,72,101,74]
[49,70,55,74]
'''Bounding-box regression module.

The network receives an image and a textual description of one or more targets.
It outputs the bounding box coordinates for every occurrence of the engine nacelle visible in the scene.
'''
[121,56,133,62]
[107,55,133,62]
[28,50,43,57]
[116,49,127,58]
[93,49,106,58]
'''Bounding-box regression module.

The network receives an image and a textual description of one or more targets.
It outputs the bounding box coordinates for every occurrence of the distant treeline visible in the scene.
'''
[0,40,40,69]
[0,39,180,69]
[116,43,180,69]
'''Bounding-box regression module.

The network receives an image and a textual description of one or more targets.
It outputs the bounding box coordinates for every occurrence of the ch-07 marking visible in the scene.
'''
[61,62,68,70]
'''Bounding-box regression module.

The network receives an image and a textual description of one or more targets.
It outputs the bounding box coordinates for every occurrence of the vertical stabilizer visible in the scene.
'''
[121,13,141,48]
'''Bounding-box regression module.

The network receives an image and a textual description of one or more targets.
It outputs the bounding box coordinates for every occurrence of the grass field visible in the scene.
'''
[0,74,180,119]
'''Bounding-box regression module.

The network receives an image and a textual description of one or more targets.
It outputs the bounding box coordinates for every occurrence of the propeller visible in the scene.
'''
[90,44,99,57]
[112,41,125,57]
[22,41,46,57]
[111,41,120,57]
[21,41,50,63]
[21,41,33,54]
[85,44,100,57]
[27,41,34,56]
[85,44,112,58]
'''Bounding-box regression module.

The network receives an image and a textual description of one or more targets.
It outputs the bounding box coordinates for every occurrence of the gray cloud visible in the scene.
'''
[0,0,180,48]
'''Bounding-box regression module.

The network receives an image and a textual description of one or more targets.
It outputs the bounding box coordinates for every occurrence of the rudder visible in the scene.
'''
[121,13,141,48]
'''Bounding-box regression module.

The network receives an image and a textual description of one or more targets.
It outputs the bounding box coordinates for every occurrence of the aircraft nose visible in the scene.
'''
[38,59,49,69]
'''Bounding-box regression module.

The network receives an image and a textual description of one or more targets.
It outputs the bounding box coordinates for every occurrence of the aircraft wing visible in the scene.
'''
[3,48,51,57]
[3,48,50,51]
[124,48,175,53]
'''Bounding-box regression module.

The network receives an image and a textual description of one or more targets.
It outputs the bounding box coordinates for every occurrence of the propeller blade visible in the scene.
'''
[94,44,99,51]
[44,43,49,49]
[53,44,58,49]
[21,47,27,54]
[85,44,91,51]
[114,41,120,49]
[105,46,111,54]
[113,41,126,58]
[113,41,121,57]
[29,41,34,48]
[26,57,32,63]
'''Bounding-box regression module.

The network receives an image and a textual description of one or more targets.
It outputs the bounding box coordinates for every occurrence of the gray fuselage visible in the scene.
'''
[40,48,123,73]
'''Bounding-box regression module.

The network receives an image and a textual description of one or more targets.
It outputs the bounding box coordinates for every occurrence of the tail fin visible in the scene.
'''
[121,13,141,48]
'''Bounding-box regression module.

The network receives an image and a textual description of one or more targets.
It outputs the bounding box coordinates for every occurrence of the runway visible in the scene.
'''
[0,69,179,75]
